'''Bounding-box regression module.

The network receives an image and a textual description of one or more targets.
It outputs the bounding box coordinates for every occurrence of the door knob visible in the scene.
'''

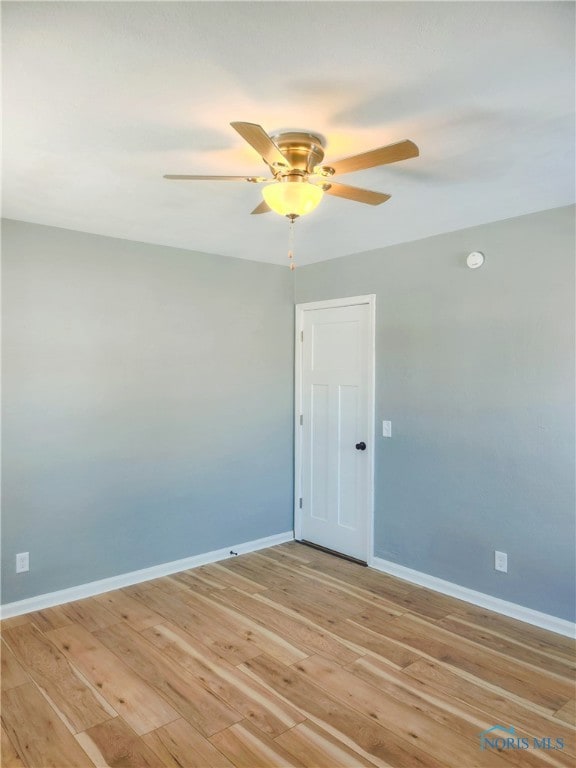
[355,442,366,451]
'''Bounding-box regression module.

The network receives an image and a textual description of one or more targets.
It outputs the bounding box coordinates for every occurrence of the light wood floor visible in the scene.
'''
[1,542,574,768]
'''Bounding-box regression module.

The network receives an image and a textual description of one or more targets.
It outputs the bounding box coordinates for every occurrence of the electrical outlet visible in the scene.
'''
[494,550,508,573]
[16,552,29,573]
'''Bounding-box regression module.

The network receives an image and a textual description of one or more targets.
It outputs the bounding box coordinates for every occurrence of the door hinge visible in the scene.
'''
[300,330,303,342]
[299,498,303,509]
[299,414,303,426]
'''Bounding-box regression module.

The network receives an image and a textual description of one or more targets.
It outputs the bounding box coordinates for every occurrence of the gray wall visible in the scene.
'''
[295,206,575,622]
[3,208,574,622]
[1,220,294,603]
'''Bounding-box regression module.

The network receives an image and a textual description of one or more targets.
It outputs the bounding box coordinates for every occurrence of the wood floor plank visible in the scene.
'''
[1,724,26,768]
[61,597,120,632]
[301,553,415,598]
[217,557,296,590]
[282,576,388,621]
[254,586,358,629]
[249,552,326,580]
[254,553,405,619]
[169,571,231,596]
[142,621,306,738]
[258,555,442,621]
[1,683,95,767]
[119,583,157,601]
[129,585,261,665]
[274,720,380,768]
[293,654,516,768]
[402,659,576,756]
[351,612,573,711]
[251,553,378,611]
[328,618,423,669]
[94,622,244,737]
[240,652,448,768]
[336,585,451,621]
[212,588,363,666]
[174,588,309,666]
[76,716,165,768]
[3,622,114,732]
[196,562,270,593]
[0,615,32,632]
[182,564,230,588]
[249,591,423,671]
[46,623,179,735]
[284,562,410,615]
[436,615,576,677]
[346,654,572,768]
[395,587,473,620]
[451,605,576,659]
[143,718,236,768]
[27,606,74,632]
[148,575,197,595]
[210,720,306,768]
[0,638,30,690]
[223,555,364,603]
[95,589,165,631]
[555,700,576,726]
[265,543,315,564]
[403,613,575,700]
[141,620,235,668]
[332,620,422,669]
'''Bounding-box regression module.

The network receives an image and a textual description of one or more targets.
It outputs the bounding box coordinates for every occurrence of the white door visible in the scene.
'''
[295,296,374,562]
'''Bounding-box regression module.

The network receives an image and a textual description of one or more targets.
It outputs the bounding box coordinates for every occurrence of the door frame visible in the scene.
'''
[294,294,376,564]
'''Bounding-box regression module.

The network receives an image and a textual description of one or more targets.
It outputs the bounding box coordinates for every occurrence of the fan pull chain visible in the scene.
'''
[288,214,296,270]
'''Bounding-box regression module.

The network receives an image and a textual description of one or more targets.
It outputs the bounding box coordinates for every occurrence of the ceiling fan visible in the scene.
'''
[164,122,419,219]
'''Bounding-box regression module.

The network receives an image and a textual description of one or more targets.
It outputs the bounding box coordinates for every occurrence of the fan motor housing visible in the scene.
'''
[270,131,325,174]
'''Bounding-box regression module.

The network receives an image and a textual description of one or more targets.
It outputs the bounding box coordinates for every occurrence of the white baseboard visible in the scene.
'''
[370,556,575,639]
[4,536,572,639]
[0,531,294,620]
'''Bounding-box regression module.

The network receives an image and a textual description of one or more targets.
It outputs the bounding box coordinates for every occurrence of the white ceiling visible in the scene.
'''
[3,1,575,266]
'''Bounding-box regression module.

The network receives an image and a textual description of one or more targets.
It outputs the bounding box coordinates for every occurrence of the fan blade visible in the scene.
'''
[251,200,271,215]
[230,122,291,169]
[164,175,270,182]
[318,181,390,206]
[328,140,419,176]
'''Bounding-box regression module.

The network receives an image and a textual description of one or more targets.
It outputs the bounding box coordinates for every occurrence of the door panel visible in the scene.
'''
[310,384,329,522]
[297,300,373,561]
[338,385,359,529]
[313,320,360,372]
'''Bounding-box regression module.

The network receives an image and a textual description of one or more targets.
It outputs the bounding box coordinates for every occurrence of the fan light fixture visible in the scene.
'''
[262,179,323,218]
[164,122,420,266]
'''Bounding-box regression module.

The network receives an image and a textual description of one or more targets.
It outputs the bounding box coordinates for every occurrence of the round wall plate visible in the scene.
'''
[467,251,485,269]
